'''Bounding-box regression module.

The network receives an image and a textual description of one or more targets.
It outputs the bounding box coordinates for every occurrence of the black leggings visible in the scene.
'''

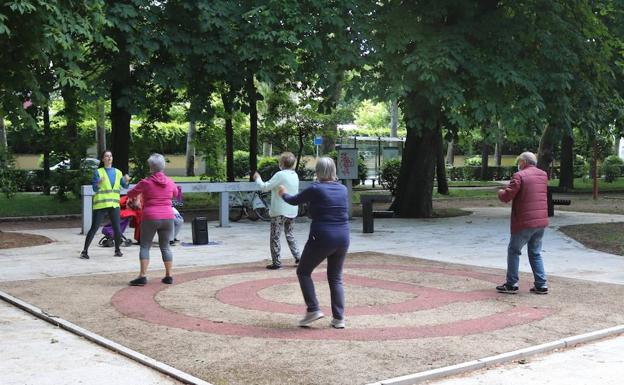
[83,206,121,252]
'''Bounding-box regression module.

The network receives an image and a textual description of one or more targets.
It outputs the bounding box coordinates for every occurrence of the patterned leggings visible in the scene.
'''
[270,216,300,265]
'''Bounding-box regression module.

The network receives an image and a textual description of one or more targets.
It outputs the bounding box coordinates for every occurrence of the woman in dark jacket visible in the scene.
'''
[278,157,349,329]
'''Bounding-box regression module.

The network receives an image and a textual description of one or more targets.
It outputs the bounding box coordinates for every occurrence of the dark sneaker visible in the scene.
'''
[129,276,147,286]
[496,283,519,294]
[266,264,282,270]
[299,310,324,327]
[79,251,89,260]
[294,256,300,265]
[161,276,173,284]
[114,250,123,257]
[530,286,549,295]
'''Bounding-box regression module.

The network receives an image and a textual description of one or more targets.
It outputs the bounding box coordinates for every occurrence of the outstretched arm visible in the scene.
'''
[279,184,315,206]
[498,174,522,203]
[254,172,282,192]
[127,179,146,199]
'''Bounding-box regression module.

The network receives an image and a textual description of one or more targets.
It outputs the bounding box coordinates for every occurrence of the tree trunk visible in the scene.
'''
[389,93,437,218]
[0,115,7,152]
[185,119,196,176]
[537,124,557,174]
[321,79,342,154]
[390,99,399,137]
[321,129,336,155]
[494,121,503,166]
[61,86,81,170]
[435,124,449,195]
[110,80,131,174]
[592,139,598,200]
[296,129,304,172]
[42,104,51,195]
[246,70,258,180]
[110,35,131,174]
[222,91,234,182]
[559,133,574,190]
[480,142,490,180]
[95,98,107,156]
[445,139,454,166]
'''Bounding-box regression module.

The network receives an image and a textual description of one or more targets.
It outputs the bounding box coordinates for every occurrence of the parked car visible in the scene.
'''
[49,158,100,171]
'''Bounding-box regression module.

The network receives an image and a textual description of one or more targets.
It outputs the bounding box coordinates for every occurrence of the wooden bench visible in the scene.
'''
[360,194,393,233]
[547,187,571,217]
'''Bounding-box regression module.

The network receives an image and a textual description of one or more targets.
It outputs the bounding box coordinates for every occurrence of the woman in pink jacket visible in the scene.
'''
[127,153,179,286]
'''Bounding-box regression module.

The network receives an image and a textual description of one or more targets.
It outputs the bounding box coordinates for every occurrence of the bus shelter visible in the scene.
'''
[336,136,405,181]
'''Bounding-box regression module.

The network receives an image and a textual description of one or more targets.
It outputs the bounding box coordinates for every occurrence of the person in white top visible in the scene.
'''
[253,152,301,269]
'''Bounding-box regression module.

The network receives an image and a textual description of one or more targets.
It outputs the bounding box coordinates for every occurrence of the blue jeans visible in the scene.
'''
[506,227,547,288]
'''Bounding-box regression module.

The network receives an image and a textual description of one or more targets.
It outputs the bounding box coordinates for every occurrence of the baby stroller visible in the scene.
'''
[98,195,142,247]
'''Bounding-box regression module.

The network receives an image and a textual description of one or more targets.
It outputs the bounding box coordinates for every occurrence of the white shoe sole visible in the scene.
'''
[299,312,324,327]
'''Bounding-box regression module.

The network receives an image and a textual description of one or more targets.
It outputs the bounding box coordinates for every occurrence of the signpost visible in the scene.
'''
[314,136,322,158]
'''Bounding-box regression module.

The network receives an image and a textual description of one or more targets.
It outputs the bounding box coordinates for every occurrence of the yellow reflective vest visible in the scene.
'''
[93,168,122,210]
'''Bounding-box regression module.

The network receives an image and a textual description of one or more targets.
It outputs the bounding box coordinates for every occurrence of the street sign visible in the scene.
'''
[314,136,323,145]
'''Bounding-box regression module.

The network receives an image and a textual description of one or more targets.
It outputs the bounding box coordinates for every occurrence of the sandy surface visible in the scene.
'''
[2,252,624,385]
[0,231,53,249]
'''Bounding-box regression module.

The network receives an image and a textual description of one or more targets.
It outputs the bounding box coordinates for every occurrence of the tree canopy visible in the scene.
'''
[1,0,623,214]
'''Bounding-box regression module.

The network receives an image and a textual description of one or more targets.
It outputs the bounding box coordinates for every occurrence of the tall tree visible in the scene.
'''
[95,99,107,156]
[0,0,110,147]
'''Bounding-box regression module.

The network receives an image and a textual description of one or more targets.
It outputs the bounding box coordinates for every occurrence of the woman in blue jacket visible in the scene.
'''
[278,157,349,329]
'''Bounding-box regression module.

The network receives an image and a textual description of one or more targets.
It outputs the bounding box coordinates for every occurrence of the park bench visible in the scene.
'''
[547,186,571,217]
[360,194,394,233]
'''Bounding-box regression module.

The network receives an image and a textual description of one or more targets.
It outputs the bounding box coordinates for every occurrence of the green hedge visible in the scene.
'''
[446,166,517,181]
[257,157,280,180]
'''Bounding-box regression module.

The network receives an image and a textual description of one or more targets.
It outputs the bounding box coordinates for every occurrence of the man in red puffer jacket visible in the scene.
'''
[496,152,549,295]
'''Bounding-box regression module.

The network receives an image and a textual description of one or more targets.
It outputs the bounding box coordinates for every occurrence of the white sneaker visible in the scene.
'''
[298,310,324,327]
[330,318,346,329]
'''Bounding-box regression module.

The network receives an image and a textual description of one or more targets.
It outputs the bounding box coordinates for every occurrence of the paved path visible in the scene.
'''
[0,300,181,385]
[428,335,624,385]
[1,207,623,384]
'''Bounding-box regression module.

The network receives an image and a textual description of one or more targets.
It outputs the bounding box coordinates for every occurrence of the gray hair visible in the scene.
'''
[315,157,337,181]
[148,153,166,173]
[518,152,537,166]
[279,152,296,169]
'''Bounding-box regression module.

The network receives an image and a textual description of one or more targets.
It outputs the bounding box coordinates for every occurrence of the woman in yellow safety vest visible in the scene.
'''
[80,150,130,259]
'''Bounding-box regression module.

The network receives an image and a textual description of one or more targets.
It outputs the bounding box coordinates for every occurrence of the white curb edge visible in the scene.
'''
[0,290,213,385]
[368,325,624,385]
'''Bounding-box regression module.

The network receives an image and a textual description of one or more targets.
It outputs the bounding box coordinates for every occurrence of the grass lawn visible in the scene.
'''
[434,188,497,199]
[0,191,220,218]
[549,177,624,192]
[181,192,220,210]
[0,193,82,217]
